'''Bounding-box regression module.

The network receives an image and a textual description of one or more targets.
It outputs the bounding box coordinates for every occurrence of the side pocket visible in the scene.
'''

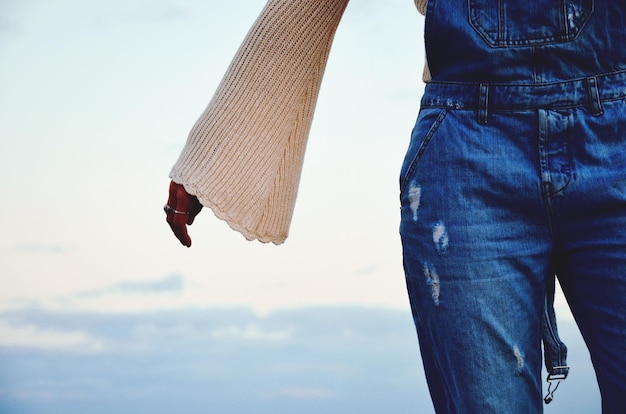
[399,108,449,197]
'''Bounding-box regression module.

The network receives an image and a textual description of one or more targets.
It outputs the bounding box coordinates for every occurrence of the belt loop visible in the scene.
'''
[478,83,489,124]
[586,76,603,116]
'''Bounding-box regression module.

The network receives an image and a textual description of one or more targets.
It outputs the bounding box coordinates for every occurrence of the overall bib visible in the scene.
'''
[399,1,626,412]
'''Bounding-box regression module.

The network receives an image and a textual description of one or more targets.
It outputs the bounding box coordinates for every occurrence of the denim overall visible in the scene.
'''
[399,1,626,412]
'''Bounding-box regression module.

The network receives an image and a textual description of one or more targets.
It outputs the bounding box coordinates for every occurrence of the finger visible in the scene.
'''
[172,182,194,215]
[165,205,192,247]
[168,213,192,247]
[169,181,203,227]
[187,196,203,225]
[166,181,193,247]
[167,180,181,211]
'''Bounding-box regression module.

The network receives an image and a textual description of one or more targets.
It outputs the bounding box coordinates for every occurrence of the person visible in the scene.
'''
[165,0,626,412]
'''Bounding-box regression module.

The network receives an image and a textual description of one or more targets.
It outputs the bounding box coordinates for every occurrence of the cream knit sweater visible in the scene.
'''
[170,0,428,244]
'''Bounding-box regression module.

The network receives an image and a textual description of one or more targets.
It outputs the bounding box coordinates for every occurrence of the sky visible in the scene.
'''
[0,0,601,413]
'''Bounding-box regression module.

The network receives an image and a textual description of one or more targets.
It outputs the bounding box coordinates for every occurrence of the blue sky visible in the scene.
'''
[0,0,601,412]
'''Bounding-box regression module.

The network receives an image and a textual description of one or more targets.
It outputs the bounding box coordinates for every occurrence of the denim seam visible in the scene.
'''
[467,0,595,48]
[400,108,449,196]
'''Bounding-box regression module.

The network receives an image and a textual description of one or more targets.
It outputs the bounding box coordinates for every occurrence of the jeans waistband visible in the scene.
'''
[421,69,626,123]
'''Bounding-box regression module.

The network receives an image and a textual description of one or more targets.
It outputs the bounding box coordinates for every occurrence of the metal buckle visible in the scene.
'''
[544,366,570,404]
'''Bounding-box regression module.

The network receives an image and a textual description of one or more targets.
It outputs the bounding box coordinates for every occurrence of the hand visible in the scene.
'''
[164,180,203,247]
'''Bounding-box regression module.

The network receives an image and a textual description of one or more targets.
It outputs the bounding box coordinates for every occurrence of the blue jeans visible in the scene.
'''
[400,1,626,412]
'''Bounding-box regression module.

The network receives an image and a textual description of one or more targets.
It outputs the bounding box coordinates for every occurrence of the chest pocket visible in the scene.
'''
[469,0,594,47]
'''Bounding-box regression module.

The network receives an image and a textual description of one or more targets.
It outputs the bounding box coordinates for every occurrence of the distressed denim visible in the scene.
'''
[399,1,626,412]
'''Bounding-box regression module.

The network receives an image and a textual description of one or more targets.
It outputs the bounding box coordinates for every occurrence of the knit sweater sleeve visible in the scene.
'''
[415,0,427,14]
[169,0,350,244]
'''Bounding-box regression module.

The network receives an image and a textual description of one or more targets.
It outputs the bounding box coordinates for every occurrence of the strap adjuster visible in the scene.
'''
[544,366,570,404]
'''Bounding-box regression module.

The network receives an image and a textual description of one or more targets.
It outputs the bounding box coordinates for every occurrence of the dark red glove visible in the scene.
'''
[164,181,203,247]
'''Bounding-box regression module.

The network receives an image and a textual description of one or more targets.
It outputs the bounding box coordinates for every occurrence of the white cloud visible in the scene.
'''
[40,274,188,314]
[0,305,599,414]
[210,324,292,342]
[0,320,104,352]
[76,274,184,297]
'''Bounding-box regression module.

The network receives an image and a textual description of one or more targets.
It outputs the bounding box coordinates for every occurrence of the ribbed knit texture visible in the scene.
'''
[170,0,427,244]
[415,0,427,14]
[170,0,350,244]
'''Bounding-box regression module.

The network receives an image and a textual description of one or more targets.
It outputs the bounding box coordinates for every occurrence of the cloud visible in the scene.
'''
[45,274,186,314]
[75,273,184,298]
[0,305,428,414]
[0,305,600,414]
[209,324,292,342]
[0,320,104,352]
[114,273,184,294]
